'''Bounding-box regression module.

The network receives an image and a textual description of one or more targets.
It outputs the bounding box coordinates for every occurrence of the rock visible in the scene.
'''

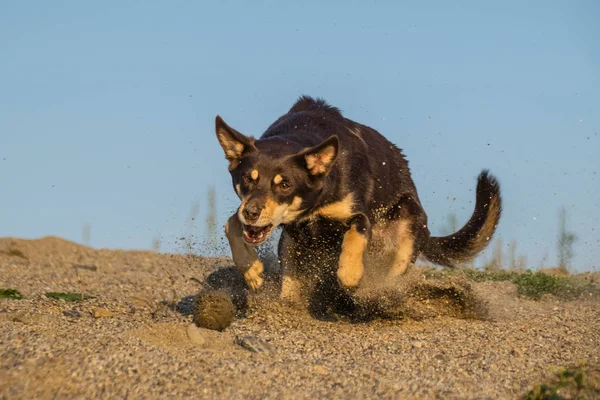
[72,264,98,272]
[186,323,207,346]
[193,290,235,331]
[234,335,276,357]
[91,308,114,318]
[63,309,82,318]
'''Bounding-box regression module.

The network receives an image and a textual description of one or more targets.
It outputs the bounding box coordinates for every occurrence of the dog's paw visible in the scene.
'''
[244,260,264,291]
[336,261,364,289]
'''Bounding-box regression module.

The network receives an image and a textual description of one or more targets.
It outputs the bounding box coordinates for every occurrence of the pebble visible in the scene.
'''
[234,335,277,357]
[186,323,206,346]
[63,309,82,318]
[91,308,114,318]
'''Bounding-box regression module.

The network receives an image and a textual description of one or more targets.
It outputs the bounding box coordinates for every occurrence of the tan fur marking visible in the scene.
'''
[310,193,355,221]
[239,196,305,226]
[235,184,242,198]
[273,174,283,184]
[237,195,249,223]
[250,169,259,180]
[217,130,245,160]
[474,195,501,250]
[387,219,415,278]
[262,197,279,220]
[244,259,264,290]
[281,196,305,223]
[305,145,336,175]
[337,226,368,288]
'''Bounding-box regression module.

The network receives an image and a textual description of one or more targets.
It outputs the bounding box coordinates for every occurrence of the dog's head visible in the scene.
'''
[215,116,338,245]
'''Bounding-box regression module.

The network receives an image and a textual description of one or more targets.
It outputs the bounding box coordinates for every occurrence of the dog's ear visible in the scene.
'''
[296,135,339,176]
[215,116,256,170]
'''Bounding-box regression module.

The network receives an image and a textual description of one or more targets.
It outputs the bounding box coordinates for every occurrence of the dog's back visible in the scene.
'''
[216,95,502,300]
[260,96,422,219]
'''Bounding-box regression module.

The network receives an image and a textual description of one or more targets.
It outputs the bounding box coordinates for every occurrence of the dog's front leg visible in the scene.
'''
[225,212,264,291]
[337,213,371,289]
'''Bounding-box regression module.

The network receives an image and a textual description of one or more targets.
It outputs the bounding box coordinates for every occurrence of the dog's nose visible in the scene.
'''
[242,206,260,223]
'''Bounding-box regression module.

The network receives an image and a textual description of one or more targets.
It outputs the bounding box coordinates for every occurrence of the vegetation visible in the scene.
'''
[0,288,25,299]
[82,222,91,245]
[206,185,217,248]
[426,268,593,300]
[523,363,600,400]
[44,292,96,302]
[432,204,582,298]
[509,270,580,300]
[557,207,577,273]
[441,205,577,275]
[480,237,528,272]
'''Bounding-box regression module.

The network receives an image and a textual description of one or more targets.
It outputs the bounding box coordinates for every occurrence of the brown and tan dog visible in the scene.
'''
[215,96,502,304]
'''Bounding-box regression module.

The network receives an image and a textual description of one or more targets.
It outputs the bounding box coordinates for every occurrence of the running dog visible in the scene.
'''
[215,96,502,303]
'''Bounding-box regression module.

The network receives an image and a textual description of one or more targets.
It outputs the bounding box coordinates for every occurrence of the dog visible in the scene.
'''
[215,96,502,304]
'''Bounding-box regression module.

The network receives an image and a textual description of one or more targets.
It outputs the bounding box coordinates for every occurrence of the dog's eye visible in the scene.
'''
[279,181,291,191]
[242,175,253,185]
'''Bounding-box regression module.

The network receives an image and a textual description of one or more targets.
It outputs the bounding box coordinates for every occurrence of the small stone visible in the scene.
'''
[91,308,114,318]
[313,365,328,375]
[186,323,206,346]
[63,309,82,318]
[234,335,276,357]
[413,341,424,349]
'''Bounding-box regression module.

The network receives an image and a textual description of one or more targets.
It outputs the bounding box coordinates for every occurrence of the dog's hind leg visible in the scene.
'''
[386,219,416,279]
[386,197,429,280]
[225,212,264,291]
[337,213,371,289]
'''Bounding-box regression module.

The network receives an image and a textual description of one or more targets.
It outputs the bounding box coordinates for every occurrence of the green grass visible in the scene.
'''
[425,268,593,300]
[44,292,96,302]
[511,271,582,300]
[523,364,600,400]
[0,288,25,300]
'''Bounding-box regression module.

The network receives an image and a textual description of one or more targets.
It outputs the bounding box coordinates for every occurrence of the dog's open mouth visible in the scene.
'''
[242,224,274,245]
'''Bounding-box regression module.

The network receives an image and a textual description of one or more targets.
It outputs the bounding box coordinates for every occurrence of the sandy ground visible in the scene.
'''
[1,236,599,399]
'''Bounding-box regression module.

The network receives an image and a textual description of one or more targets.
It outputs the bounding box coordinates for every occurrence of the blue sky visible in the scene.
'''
[1,1,598,271]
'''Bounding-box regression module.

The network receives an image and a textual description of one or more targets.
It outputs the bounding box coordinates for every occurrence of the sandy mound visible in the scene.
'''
[1,236,599,399]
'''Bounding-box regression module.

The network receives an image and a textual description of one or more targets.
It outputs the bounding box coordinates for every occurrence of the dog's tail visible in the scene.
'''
[421,170,502,268]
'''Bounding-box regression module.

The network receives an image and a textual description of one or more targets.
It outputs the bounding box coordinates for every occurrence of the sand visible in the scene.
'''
[1,236,599,399]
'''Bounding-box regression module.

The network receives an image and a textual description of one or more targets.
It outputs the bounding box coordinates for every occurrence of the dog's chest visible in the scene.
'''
[286,218,345,249]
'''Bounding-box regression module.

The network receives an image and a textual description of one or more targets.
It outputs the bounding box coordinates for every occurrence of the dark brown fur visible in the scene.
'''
[215,96,502,300]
